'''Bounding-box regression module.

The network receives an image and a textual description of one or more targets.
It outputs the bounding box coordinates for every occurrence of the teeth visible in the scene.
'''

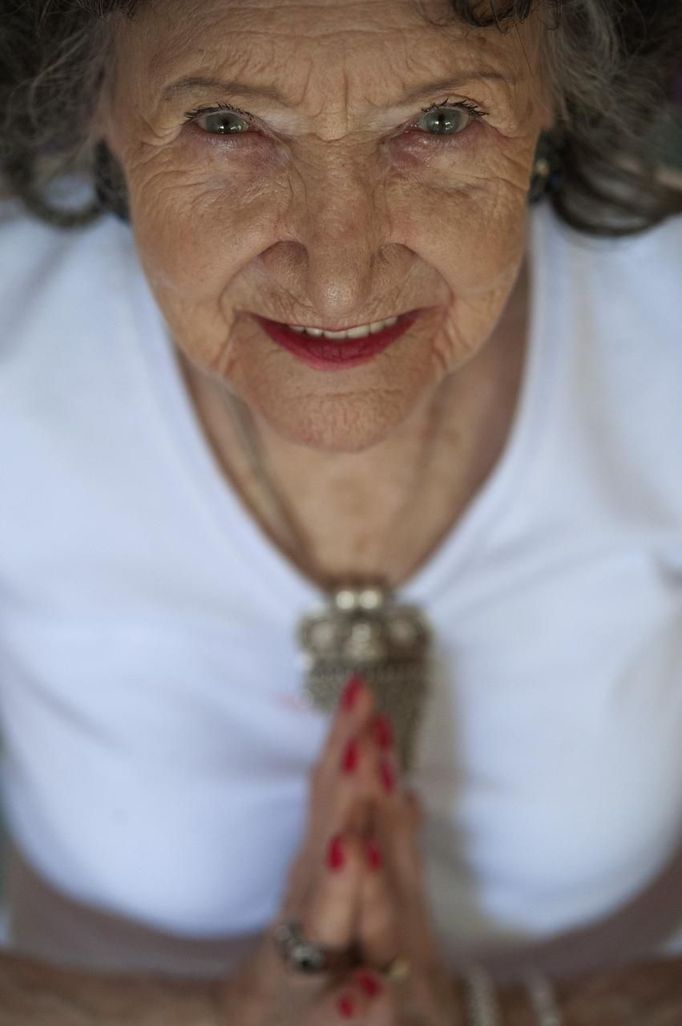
[370,316,398,334]
[317,328,351,340]
[287,315,400,341]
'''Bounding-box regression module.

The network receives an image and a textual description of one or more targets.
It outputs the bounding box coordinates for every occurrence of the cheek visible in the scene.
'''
[440,203,528,369]
[125,135,288,276]
[388,161,529,366]
[122,142,290,358]
[391,143,531,282]
[440,184,528,297]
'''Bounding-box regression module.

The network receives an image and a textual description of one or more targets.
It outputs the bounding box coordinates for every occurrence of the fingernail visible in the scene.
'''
[371,713,394,751]
[379,757,396,794]
[337,994,356,1018]
[326,834,345,871]
[341,738,359,774]
[341,673,365,712]
[357,971,383,998]
[365,838,383,871]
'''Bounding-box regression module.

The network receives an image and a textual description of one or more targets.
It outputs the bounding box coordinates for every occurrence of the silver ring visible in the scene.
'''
[272,920,358,975]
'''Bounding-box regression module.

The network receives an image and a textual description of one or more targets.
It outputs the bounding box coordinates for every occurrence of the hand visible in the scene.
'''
[282,673,462,1025]
[349,693,462,1025]
[218,675,394,1025]
[220,674,461,1024]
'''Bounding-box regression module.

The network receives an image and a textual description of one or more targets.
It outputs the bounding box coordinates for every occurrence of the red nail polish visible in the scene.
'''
[371,713,394,750]
[341,738,359,774]
[326,834,345,871]
[337,995,355,1018]
[341,673,365,712]
[379,758,396,794]
[365,839,383,871]
[357,972,382,998]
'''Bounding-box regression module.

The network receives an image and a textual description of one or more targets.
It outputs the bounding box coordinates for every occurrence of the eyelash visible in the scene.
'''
[183,102,253,125]
[182,97,489,142]
[418,98,488,132]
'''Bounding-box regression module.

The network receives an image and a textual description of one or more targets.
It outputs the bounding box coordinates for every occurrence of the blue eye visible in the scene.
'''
[184,104,252,135]
[415,101,487,138]
[183,99,487,141]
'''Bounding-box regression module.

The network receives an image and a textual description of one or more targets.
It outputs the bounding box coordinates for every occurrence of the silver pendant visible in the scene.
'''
[298,583,433,771]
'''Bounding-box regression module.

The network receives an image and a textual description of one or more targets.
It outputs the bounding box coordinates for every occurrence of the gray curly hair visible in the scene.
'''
[1,0,681,235]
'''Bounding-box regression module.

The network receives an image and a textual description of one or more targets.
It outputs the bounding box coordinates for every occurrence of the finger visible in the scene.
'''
[316,673,376,775]
[340,707,425,892]
[371,751,424,886]
[320,713,405,863]
[357,835,403,970]
[336,710,400,819]
[364,749,438,955]
[307,716,386,853]
[286,717,386,915]
[340,714,398,834]
[306,676,376,826]
[316,970,394,1025]
[369,783,443,972]
[298,831,365,950]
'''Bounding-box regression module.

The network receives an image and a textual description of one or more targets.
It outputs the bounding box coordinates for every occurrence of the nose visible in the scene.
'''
[273,154,394,325]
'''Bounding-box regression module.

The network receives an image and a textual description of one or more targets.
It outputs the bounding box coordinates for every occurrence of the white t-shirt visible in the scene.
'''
[0,196,681,982]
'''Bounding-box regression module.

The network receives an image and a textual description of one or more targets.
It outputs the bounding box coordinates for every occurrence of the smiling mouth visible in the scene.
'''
[284,314,401,340]
[253,310,421,371]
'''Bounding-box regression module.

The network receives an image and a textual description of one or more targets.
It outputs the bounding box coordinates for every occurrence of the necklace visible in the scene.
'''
[223,392,437,771]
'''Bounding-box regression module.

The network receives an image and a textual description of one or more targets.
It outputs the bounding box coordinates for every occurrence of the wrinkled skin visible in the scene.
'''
[100,0,551,455]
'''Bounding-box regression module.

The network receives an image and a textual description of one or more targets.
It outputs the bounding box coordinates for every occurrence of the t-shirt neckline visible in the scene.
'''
[132,203,555,611]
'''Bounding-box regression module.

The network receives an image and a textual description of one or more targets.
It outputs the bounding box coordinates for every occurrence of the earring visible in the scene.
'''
[94,140,130,222]
[529,131,564,204]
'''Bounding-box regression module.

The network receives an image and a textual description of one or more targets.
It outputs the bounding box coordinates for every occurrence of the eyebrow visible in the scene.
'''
[160,72,511,107]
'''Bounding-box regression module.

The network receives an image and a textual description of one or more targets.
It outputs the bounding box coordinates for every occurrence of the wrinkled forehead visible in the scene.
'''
[112,0,541,112]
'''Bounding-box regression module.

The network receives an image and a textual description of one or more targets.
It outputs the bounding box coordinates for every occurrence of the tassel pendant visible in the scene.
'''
[298,583,433,771]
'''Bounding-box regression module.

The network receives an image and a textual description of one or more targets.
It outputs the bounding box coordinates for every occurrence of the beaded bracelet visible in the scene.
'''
[524,971,563,1026]
[462,965,504,1026]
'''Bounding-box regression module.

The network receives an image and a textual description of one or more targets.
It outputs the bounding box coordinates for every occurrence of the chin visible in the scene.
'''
[223,318,445,451]
[238,381,425,453]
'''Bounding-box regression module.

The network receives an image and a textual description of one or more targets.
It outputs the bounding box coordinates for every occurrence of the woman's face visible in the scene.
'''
[104,0,549,451]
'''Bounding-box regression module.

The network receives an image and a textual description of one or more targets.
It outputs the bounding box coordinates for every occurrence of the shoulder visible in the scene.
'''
[532,204,682,364]
[0,199,73,306]
[0,199,137,392]
[0,197,133,306]
[531,205,682,532]
[577,210,681,283]
[536,202,682,297]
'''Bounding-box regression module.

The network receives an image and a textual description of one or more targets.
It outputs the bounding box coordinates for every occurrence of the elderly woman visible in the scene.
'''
[1,0,682,1023]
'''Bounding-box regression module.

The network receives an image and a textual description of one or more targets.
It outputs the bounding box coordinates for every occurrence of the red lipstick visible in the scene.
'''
[254,312,418,371]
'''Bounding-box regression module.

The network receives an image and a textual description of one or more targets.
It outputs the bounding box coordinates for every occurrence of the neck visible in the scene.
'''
[249,374,449,498]
[178,260,528,586]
